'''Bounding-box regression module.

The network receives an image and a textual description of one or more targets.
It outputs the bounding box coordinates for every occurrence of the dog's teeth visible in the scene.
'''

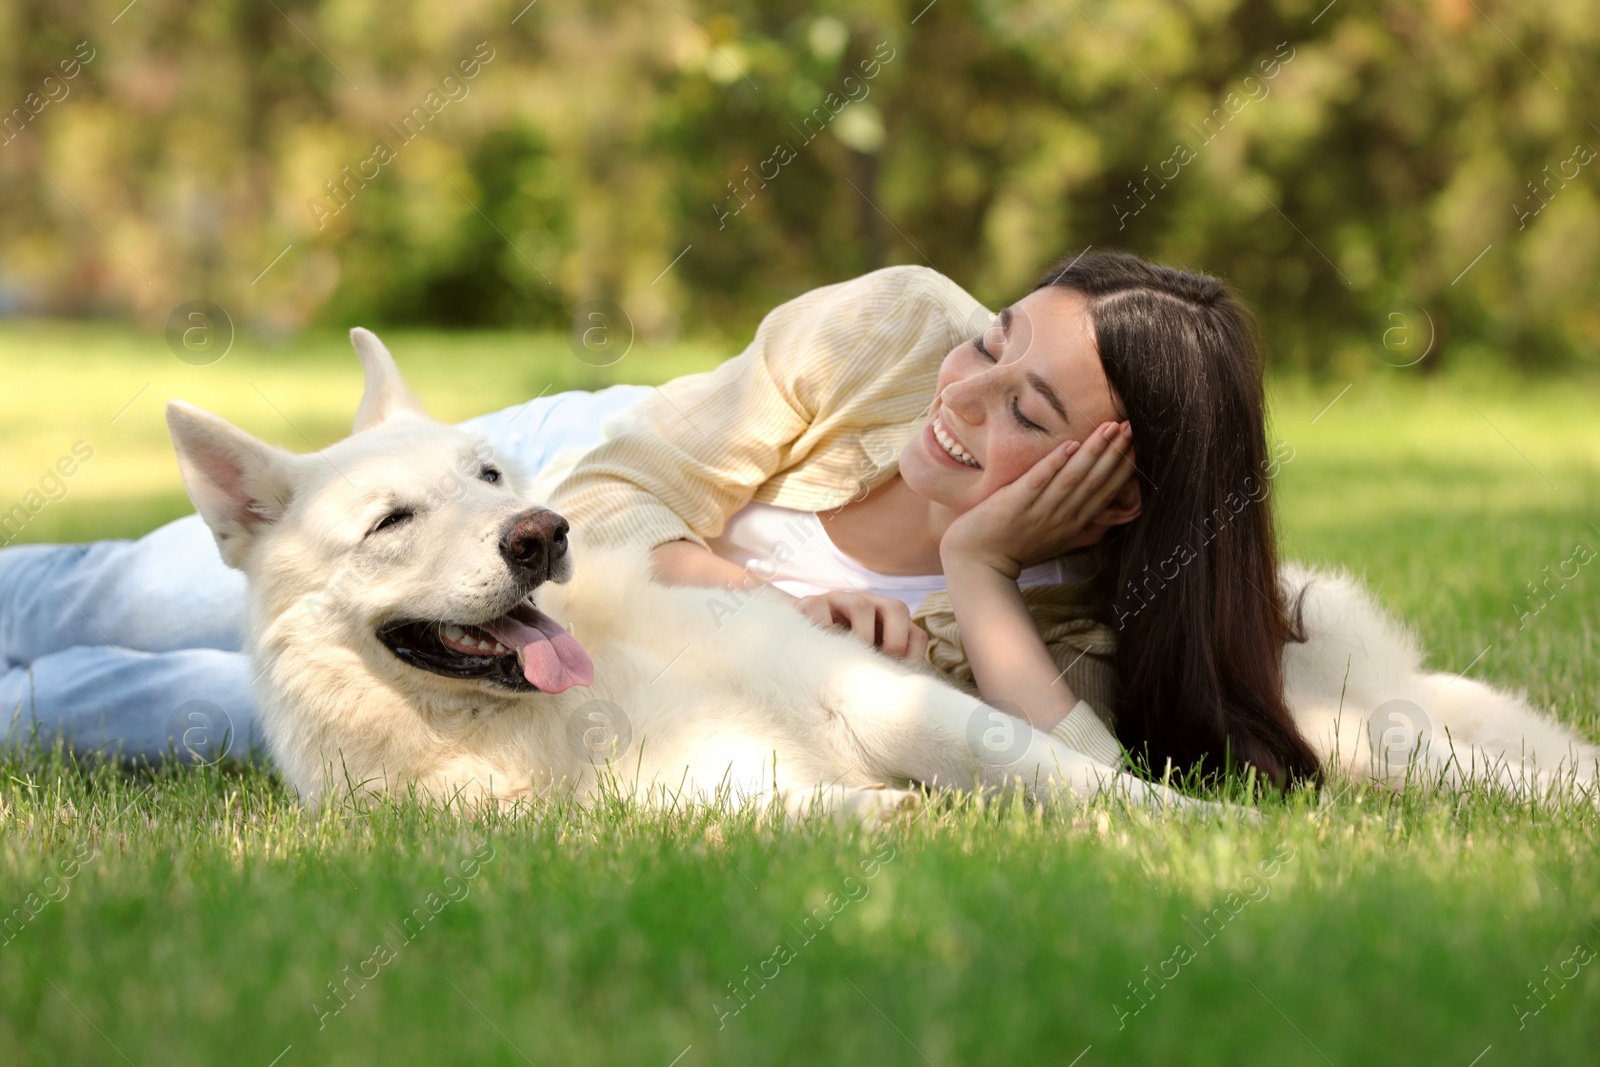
[443,624,466,641]
[492,641,509,654]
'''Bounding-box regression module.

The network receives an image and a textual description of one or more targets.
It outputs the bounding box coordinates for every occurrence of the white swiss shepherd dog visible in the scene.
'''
[164,330,1598,816]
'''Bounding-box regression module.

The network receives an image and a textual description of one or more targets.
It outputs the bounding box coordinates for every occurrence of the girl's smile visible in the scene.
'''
[924,408,981,469]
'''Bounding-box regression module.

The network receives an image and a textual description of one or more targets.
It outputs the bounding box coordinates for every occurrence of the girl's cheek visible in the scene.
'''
[986,444,1026,485]
[990,439,1053,484]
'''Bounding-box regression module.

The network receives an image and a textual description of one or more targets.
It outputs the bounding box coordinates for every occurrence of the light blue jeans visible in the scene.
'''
[0,384,653,765]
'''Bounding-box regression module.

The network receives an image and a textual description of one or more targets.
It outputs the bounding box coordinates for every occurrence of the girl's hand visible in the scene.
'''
[939,421,1137,579]
[792,590,931,663]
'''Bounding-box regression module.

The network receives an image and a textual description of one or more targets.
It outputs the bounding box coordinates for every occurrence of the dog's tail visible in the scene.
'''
[1280,561,1427,703]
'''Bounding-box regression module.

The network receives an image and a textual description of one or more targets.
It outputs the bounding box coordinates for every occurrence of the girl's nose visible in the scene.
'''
[941,376,987,426]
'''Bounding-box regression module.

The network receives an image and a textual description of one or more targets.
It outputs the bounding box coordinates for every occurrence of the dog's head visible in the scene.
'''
[166,328,593,697]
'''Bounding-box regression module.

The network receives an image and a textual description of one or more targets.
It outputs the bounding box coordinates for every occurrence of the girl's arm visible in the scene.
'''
[937,422,1138,733]
[940,556,1078,731]
[648,538,772,594]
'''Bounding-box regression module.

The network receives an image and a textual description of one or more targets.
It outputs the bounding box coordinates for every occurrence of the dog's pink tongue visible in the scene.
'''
[485,608,593,693]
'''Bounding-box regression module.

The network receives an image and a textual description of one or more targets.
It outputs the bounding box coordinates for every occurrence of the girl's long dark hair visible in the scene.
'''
[1032,250,1320,785]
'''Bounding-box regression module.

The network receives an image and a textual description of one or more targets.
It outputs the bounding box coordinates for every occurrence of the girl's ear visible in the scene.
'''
[1095,480,1143,528]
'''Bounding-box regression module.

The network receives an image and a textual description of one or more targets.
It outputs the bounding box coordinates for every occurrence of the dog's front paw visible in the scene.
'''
[840,783,924,823]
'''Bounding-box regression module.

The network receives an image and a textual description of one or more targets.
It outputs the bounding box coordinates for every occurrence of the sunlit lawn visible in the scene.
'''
[1,322,1597,1066]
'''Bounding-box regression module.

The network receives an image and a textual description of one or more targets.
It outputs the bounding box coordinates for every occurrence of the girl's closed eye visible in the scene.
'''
[1010,399,1045,433]
[972,333,1047,434]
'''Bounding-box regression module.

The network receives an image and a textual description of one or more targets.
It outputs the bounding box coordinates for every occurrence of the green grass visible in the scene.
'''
[2,323,1598,1066]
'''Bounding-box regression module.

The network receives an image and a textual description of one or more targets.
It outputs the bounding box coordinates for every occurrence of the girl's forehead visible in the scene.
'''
[1005,289,1120,426]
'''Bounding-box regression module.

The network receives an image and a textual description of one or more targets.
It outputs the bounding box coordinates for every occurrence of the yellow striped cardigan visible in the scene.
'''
[547,264,1127,767]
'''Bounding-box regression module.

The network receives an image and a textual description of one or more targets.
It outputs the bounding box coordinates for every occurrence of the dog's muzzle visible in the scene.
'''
[374,508,592,694]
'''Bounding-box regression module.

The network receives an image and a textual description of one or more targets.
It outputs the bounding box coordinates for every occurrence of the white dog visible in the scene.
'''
[1281,565,1598,800]
[165,329,1596,814]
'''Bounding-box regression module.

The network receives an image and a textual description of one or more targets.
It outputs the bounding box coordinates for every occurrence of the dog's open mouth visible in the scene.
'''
[376,600,593,694]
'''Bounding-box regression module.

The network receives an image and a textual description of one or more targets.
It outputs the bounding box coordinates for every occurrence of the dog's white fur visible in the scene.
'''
[166,329,1597,815]
[1281,564,1598,799]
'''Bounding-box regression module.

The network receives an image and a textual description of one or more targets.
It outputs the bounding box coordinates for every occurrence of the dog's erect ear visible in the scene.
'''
[166,400,299,570]
[350,327,429,433]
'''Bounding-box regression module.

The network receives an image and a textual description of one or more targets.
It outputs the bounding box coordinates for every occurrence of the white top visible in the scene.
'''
[706,498,1091,612]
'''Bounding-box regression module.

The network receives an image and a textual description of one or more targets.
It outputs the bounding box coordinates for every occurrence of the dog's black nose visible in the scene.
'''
[499,508,569,583]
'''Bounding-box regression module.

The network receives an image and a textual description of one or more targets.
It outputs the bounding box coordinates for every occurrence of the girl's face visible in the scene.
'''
[899,286,1125,513]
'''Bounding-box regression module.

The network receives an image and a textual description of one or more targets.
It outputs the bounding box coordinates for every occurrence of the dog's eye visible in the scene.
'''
[480,466,501,485]
[368,510,413,536]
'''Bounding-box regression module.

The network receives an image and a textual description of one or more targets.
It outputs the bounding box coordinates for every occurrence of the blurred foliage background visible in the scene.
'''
[0,0,1596,371]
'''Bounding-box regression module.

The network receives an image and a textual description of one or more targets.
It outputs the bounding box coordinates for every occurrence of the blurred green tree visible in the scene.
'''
[0,0,1593,370]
